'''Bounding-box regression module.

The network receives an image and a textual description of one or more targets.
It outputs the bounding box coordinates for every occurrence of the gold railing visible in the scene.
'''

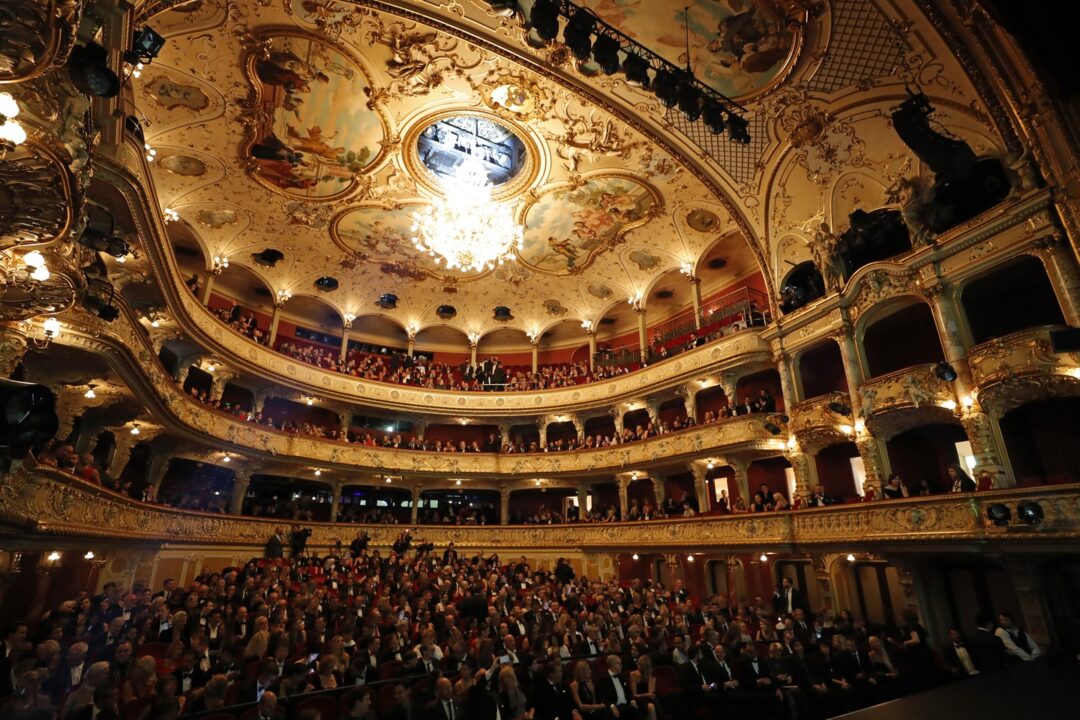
[788,394,854,452]
[57,306,786,476]
[859,364,956,417]
[5,466,1078,551]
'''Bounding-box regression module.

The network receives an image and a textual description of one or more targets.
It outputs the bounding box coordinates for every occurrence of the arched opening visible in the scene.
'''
[508,424,540,451]
[182,365,213,397]
[863,302,945,378]
[508,488,576,524]
[663,472,697,512]
[583,414,616,441]
[158,458,233,513]
[814,442,860,500]
[262,397,342,434]
[477,328,531,375]
[961,256,1065,344]
[658,398,688,427]
[836,208,912,277]
[885,423,968,494]
[779,261,824,315]
[243,475,334,521]
[424,422,499,451]
[735,369,783,412]
[274,294,344,359]
[696,384,729,420]
[418,489,499,525]
[595,301,641,371]
[748,456,793,504]
[538,319,591,367]
[622,408,651,433]
[91,430,114,471]
[545,421,577,449]
[338,484,410,523]
[219,382,254,414]
[589,481,619,519]
[797,340,847,399]
[627,478,657,513]
[414,325,470,365]
[644,267,697,352]
[937,557,1022,637]
[348,315,409,354]
[1000,397,1080,485]
[209,262,275,344]
[118,443,152,497]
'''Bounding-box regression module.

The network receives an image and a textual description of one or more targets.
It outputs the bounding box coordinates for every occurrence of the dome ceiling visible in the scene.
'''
[138,0,763,343]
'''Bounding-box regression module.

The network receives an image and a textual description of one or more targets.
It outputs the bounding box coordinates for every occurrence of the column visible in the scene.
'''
[146,451,170,501]
[497,422,512,444]
[718,371,738,409]
[54,405,80,445]
[577,483,589,516]
[0,323,29,378]
[570,414,585,441]
[536,419,548,449]
[329,480,342,522]
[268,305,282,346]
[775,352,797,411]
[200,274,215,305]
[1032,236,1080,326]
[609,408,624,436]
[690,463,710,513]
[469,341,478,366]
[676,384,697,423]
[230,470,251,515]
[725,557,739,608]
[28,558,60,622]
[650,476,665,506]
[636,308,648,363]
[106,427,139,477]
[414,419,427,441]
[338,410,352,434]
[688,276,703,329]
[177,363,193,387]
[75,421,102,454]
[253,390,271,414]
[410,486,421,525]
[340,328,350,362]
[530,340,539,373]
[728,459,750,503]
[616,475,629,520]
[209,372,236,403]
[499,484,510,525]
[645,398,660,426]
[924,285,1008,479]
[835,328,889,487]
[587,330,597,372]
[784,448,815,498]
[407,332,416,357]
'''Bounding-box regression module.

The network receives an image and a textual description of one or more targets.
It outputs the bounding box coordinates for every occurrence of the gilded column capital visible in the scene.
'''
[0,323,29,378]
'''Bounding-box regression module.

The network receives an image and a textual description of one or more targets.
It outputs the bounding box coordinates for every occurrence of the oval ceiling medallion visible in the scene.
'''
[242,32,387,200]
[417,115,527,187]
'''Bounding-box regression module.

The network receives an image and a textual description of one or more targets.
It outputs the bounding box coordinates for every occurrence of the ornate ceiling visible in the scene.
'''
[133,0,1010,347]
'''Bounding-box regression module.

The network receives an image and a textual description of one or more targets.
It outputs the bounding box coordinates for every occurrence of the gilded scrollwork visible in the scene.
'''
[6,466,1078,551]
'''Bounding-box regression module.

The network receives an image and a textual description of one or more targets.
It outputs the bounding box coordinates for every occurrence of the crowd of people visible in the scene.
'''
[0,534,1044,720]
[210,303,271,346]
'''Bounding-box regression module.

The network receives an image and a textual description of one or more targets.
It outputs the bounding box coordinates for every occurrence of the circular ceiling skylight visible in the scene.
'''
[417,115,527,186]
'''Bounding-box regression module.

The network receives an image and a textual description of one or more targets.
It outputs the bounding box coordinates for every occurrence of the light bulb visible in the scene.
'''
[84,551,95,560]
[314,469,321,477]
[47,551,61,562]
[631,553,639,561]
[0,119,26,146]
[23,251,45,268]
[455,479,461,485]
[846,553,856,562]
[84,388,96,399]
[385,477,392,483]
[686,555,694,562]
[942,399,957,411]
[30,265,50,282]
[759,553,768,562]
[306,398,314,406]
[0,92,19,118]
[222,454,231,463]
[42,317,61,338]
[130,425,140,435]
[150,319,160,328]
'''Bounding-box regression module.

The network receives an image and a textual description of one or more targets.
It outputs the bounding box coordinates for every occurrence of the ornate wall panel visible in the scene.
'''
[967,325,1080,415]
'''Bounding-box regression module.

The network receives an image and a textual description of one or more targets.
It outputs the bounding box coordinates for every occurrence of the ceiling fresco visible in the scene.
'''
[133,0,1007,345]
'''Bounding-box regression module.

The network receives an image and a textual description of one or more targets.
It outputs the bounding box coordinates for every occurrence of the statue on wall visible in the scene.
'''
[810,222,844,292]
[885,175,936,246]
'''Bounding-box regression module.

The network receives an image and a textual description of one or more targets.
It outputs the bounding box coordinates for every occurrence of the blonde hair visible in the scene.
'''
[498,664,518,694]
[244,630,270,659]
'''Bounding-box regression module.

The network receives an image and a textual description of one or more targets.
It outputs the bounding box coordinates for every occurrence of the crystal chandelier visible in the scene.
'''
[411,157,523,272]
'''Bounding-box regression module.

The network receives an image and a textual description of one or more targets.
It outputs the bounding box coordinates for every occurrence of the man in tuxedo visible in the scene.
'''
[173,648,210,693]
[0,622,29,697]
[772,578,804,616]
[968,614,1009,672]
[427,676,467,720]
[735,642,783,718]
[677,643,725,713]
[996,611,1043,663]
[530,662,571,720]
[46,641,88,703]
[574,626,602,657]
[153,578,180,607]
[253,690,287,720]
[596,655,639,720]
[241,661,281,704]
[384,682,425,720]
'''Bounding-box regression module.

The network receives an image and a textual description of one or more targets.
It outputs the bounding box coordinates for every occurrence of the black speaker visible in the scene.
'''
[1050,327,1080,353]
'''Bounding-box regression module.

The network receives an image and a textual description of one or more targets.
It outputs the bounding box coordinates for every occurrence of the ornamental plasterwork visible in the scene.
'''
[8,466,1080,550]
[787,394,853,454]
[966,325,1080,416]
[859,364,959,440]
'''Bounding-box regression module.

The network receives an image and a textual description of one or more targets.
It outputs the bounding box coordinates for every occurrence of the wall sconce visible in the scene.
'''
[163,207,179,223]
[680,260,695,277]
[43,551,63,567]
[144,143,157,163]
[211,256,229,274]
[275,289,292,306]
[84,385,97,399]
[627,292,644,310]
[0,92,26,156]
[846,553,856,562]
[838,423,854,435]
[631,553,639,560]
[759,553,768,562]
[130,423,141,436]
[34,317,62,348]
[314,469,322,477]
[942,399,958,411]
[581,319,593,332]
[343,313,356,328]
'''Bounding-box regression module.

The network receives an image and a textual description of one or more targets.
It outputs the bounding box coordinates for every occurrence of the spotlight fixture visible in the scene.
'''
[622,53,651,88]
[67,43,121,98]
[828,401,852,415]
[702,99,726,135]
[652,68,679,109]
[530,0,560,41]
[127,27,166,64]
[678,80,702,122]
[563,10,596,60]
[934,361,958,382]
[1016,500,1044,525]
[764,421,782,435]
[986,503,1011,527]
[592,34,621,75]
[376,293,398,309]
[727,113,751,144]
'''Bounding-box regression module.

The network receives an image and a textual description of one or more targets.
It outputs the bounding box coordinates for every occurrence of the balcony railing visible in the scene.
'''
[5,465,1078,550]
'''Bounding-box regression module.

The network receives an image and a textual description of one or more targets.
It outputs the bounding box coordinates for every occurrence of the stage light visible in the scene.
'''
[727,113,751,144]
[622,53,651,88]
[828,401,851,415]
[563,10,595,60]
[986,503,1011,526]
[652,68,679,108]
[530,0,560,41]
[764,422,782,435]
[67,43,120,98]
[934,361,958,382]
[678,81,701,122]
[592,34,621,75]
[486,1,519,17]
[1017,501,1044,525]
[702,99,726,135]
[128,28,166,64]
[0,378,58,453]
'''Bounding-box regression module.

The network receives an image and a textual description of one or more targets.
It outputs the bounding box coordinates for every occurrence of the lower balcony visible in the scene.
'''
[859,364,958,439]
[5,464,1078,552]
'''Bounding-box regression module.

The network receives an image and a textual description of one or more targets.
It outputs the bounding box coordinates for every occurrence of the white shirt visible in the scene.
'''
[995,627,1042,661]
[70,663,84,687]
[953,644,978,675]
[609,671,627,705]
[443,700,456,720]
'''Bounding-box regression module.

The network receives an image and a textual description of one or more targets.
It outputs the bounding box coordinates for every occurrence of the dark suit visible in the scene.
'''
[531,679,570,720]
[384,701,426,720]
[238,678,279,705]
[264,533,284,559]
[465,682,499,720]
[953,629,1008,674]
[771,586,805,615]
[596,671,638,720]
[427,697,468,720]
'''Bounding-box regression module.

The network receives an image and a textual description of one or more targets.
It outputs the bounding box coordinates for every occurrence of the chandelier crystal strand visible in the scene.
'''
[411,157,523,272]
